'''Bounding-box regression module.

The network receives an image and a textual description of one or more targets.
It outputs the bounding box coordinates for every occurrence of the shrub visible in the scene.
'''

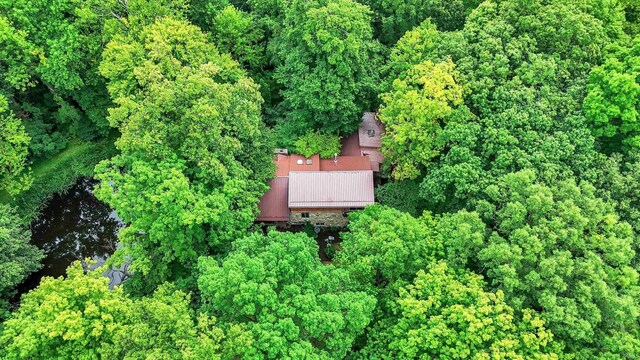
[294,130,342,158]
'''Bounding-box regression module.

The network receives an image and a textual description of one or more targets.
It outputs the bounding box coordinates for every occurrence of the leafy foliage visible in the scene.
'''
[95,17,274,284]
[439,170,640,358]
[293,130,342,158]
[337,205,440,293]
[584,38,640,150]
[359,261,559,359]
[211,5,267,72]
[0,204,42,317]
[0,95,31,195]
[360,0,481,44]
[0,261,240,359]
[273,0,382,136]
[374,179,425,217]
[0,0,112,138]
[379,59,464,179]
[397,0,629,212]
[0,16,36,94]
[2,1,640,359]
[198,231,376,359]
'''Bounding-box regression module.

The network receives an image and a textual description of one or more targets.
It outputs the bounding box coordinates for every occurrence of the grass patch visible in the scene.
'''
[2,139,117,224]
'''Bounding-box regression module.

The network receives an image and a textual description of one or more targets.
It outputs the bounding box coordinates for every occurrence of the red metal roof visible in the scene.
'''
[361,148,384,172]
[358,112,384,148]
[256,177,290,221]
[320,156,371,171]
[288,171,374,208]
[288,154,320,172]
[340,132,362,156]
[275,154,290,176]
[257,113,384,220]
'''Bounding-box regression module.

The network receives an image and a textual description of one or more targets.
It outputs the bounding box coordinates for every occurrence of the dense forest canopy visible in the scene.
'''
[1,0,639,358]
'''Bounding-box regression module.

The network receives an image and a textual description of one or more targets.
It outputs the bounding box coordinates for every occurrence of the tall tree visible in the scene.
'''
[0,0,111,138]
[360,0,481,44]
[198,231,376,359]
[0,16,36,95]
[438,170,640,358]
[95,17,274,288]
[336,205,441,353]
[337,205,440,295]
[358,261,559,359]
[380,0,629,213]
[583,38,640,151]
[379,59,464,179]
[273,0,382,139]
[211,5,267,72]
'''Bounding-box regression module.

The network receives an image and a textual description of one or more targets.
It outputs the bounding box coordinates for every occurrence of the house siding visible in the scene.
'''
[290,209,350,227]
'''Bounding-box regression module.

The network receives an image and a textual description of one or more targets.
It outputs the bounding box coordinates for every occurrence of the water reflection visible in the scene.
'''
[19,178,124,294]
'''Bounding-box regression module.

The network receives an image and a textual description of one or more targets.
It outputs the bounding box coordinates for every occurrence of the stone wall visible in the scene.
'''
[290,210,349,227]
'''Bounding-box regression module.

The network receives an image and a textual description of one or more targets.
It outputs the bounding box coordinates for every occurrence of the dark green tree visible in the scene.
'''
[360,0,481,44]
[273,0,382,138]
[0,204,42,318]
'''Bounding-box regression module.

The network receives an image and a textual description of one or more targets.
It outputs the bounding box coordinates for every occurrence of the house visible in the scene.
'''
[256,113,384,227]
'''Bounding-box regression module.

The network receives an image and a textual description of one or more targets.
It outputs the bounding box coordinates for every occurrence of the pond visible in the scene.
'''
[17,179,344,298]
[17,178,125,295]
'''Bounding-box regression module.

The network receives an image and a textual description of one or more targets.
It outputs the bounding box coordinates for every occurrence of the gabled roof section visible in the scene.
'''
[257,177,290,221]
[288,171,374,208]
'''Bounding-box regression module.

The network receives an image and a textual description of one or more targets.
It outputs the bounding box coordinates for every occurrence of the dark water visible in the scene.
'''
[18,178,124,295]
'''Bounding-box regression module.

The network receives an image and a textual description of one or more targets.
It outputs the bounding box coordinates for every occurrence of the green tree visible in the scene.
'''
[584,38,640,150]
[337,205,440,294]
[95,17,274,286]
[273,0,382,136]
[0,261,244,359]
[0,16,36,94]
[198,230,376,359]
[589,149,640,272]
[293,130,342,158]
[211,5,266,71]
[0,95,31,195]
[379,59,464,179]
[622,0,639,35]
[361,0,481,44]
[375,179,425,216]
[0,0,112,138]
[396,0,629,212]
[359,261,559,359]
[439,170,640,358]
[0,204,42,318]
[336,205,440,353]
[381,19,443,92]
